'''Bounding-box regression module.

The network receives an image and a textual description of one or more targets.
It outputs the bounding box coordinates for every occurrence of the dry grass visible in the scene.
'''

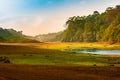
[0,42,120,50]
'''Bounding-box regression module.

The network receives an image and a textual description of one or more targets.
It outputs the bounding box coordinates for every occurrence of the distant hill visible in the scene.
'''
[35,31,63,42]
[62,5,120,43]
[0,27,39,43]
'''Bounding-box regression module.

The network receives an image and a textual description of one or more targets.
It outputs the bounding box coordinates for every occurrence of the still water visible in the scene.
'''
[70,50,120,54]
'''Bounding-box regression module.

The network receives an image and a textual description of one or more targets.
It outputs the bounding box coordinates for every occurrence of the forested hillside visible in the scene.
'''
[0,27,39,43]
[62,5,120,43]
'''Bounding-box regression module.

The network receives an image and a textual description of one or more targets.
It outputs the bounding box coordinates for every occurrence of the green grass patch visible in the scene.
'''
[0,43,120,66]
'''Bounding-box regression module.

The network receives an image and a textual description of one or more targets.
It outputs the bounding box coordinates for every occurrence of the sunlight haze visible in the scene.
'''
[0,0,120,36]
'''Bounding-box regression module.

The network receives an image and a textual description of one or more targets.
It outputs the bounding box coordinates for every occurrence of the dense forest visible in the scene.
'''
[0,27,39,43]
[62,5,120,43]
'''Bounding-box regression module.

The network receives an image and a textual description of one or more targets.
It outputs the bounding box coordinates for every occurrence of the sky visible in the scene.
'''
[0,0,120,36]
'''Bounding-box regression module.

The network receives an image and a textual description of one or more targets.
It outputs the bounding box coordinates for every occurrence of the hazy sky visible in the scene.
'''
[0,0,120,36]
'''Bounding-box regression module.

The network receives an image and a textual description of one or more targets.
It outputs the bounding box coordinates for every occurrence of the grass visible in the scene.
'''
[0,42,120,66]
[35,42,120,50]
[0,42,120,80]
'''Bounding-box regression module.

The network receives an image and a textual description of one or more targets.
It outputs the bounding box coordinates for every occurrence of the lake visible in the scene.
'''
[68,50,120,54]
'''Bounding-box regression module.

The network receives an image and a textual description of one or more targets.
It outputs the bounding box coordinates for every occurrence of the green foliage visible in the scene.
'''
[0,27,39,43]
[62,5,120,42]
[116,5,120,9]
[93,11,99,15]
[106,7,113,12]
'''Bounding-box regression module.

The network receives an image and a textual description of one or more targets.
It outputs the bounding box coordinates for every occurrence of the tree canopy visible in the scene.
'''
[62,5,120,43]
